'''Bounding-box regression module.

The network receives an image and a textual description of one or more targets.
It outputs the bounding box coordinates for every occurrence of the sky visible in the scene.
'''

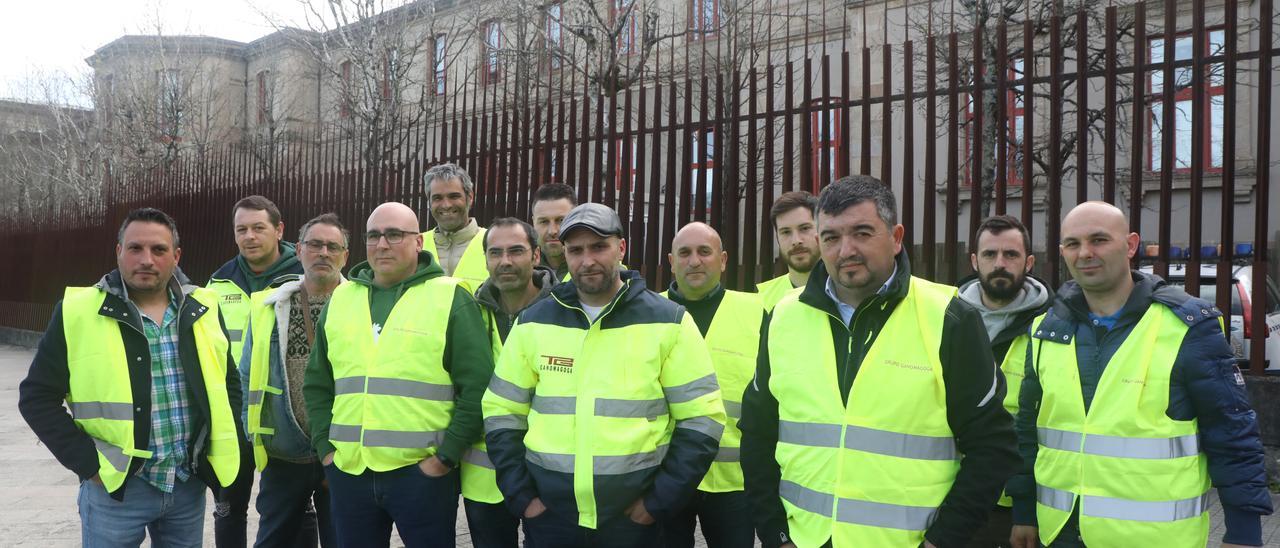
[0,0,303,105]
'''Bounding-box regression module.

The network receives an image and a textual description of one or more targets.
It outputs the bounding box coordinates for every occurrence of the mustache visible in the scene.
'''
[836,257,865,268]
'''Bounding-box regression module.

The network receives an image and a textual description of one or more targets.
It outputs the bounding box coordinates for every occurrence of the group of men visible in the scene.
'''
[18,163,1274,548]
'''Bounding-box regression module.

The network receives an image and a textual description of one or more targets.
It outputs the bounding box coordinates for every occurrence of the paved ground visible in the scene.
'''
[2,343,1277,547]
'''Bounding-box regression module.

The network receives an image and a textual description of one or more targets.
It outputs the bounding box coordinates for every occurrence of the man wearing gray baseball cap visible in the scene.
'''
[482,202,727,547]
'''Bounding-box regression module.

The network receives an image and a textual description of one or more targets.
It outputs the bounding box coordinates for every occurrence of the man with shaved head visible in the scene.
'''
[1008,202,1271,548]
[658,222,763,548]
[304,201,495,546]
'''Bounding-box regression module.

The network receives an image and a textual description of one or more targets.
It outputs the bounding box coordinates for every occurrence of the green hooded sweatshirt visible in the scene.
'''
[302,251,495,467]
[237,241,302,293]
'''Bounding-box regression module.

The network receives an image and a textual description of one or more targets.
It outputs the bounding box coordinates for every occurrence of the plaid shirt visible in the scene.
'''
[134,290,193,493]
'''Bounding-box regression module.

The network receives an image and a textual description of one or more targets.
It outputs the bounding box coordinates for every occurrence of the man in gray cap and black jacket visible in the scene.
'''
[482,203,726,548]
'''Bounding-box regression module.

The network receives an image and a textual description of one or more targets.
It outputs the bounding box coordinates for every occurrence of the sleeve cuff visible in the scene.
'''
[1011,496,1037,526]
[1221,506,1264,546]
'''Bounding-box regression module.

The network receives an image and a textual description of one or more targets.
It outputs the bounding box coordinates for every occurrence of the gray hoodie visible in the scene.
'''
[957,274,1051,345]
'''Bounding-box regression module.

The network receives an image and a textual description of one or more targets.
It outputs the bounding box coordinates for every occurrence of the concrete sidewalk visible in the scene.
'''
[1,343,1276,547]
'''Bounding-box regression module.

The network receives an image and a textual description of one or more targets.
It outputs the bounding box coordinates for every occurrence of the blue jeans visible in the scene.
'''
[659,490,754,548]
[256,459,334,548]
[463,498,525,548]
[522,507,658,548]
[79,475,206,548]
[323,462,459,548]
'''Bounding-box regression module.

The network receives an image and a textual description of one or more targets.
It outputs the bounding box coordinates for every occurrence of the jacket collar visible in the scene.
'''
[264,276,347,306]
[476,266,557,313]
[93,268,204,330]
[551,269,648,313]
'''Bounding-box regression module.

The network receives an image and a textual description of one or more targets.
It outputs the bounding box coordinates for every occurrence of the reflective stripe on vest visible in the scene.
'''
[324,278,460,474]
[423,228,489,289]
[63,285,240,493]
[768,277,958,548]
[1030,304,1210,547]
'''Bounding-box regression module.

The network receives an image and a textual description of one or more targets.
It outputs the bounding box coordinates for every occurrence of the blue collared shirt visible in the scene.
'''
[824,263,898,326]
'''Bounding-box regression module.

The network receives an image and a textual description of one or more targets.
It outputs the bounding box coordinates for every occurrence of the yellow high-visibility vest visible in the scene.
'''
[1029,306,1210,547]
[660,289,762,492]
[206,279,251,364]
[768,277,959,547]
[62,286,240,493]
[323,278,460,474]
[996,333,1030,508]
[423,228,489,289]
[757,274,802,313]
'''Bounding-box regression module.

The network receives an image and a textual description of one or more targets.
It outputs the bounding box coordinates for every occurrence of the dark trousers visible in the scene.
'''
[463,499,523,548]
[214,449,255,548]
[255,459,334,548]
[523,508,658,548]
[323,462,459,548]
[659,490,754,548]
[967,505,1013,548]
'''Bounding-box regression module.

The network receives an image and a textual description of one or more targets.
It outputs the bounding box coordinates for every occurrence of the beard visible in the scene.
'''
[574,262,620,297]
[979,270,1025,302]
[783,246,818,273]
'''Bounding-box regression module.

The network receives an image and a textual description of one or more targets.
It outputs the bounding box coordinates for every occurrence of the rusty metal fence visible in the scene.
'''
[1,0,1277,371]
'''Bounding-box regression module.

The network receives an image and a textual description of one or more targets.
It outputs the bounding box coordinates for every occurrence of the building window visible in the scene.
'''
[482,20,502,85]
[962,61,1026,187]
[1149,29,1226,173]
[256,70,271,126]
[433,34,447,96]
[340,61,352,118]
[156,69,182,135]
[100,74,114,113]
[613,0,639,56]
[547,2,563,69]
[809,98,842,192]
[691,127,715,211]
[689,0,720,41]
[383,48,400,101]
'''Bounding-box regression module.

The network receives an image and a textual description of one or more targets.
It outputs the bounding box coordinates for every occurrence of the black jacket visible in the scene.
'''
[18,270,245,500]
[739,252,1019,548]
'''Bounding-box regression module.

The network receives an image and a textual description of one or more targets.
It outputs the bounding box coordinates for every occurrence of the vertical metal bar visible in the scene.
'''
[632,86,646,276]
[1250,0,1273,375]
[924,34,938,280]
[1022,20,1036,244]
[801,58,813,192]
[945,31,959,284]
[620,88,633,257]
[646,81,663,284]
[606,88,618,209]
[745,67,760,286]
[820,53,832,189]
[1217,0,1238,330]
[1157,0,1176,281]
[995,22,1008,215]
[579,73,591,205]
[1186,0,1206,297]
[840,50,851,178]
[1048,12,1064,290]
[1129,3,1146,249]
[763,64,777,278]
[1104,6,1118,203]
[783,60,795,194]
[680,75,694,228]
[903,39,915,256]
[861,45,872,175]
[1076,9,1089,205]
[881,44,893,183]
[971,23,984,261]
[593,89,606,205]
[663,75,679,288]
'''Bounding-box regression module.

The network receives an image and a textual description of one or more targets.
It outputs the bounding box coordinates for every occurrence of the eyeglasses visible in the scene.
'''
[364,229,417,246]
[302,240,347,254]
[486,246,531,259]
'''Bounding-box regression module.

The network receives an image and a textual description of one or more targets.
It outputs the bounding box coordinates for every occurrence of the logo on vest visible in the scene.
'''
[222,294,243,303]
[883,359,930,372]
[539,355,575,374]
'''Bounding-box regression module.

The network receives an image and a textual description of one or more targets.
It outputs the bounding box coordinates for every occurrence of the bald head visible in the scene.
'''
[1060,201,1140,307]
[365,202,423,288]
[669,222,728,301]
[368,201,419,231]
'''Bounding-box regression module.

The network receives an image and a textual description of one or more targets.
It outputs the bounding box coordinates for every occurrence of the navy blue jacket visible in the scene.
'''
[1009,271,1273,546]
